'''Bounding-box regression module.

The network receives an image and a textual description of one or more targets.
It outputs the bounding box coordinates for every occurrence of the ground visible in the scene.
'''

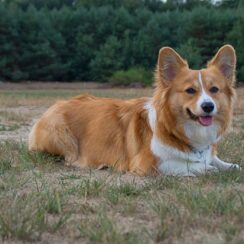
[0,82,243,244]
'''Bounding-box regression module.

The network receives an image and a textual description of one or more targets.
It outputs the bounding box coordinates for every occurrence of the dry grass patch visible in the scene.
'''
[0,88,153,108]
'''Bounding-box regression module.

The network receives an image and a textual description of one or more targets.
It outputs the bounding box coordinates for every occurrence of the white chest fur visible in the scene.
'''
[144,101,218,176]
[184,121,219,150]
[151,135,214,176]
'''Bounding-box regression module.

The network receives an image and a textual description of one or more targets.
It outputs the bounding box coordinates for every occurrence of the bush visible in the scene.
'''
[109,67,153,87]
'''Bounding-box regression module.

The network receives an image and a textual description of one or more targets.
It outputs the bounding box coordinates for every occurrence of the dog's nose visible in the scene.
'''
[201,102,214,113]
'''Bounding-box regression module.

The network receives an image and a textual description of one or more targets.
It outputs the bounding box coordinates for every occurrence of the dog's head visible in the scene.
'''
[154,45,236,148]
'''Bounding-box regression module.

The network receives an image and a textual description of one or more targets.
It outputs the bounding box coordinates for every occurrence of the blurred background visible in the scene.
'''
[0,0,243,86]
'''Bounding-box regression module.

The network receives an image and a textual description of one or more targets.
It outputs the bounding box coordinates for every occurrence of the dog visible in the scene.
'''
[29,45,240,176]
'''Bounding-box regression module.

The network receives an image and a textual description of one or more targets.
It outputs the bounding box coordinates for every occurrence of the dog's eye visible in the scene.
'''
[209,86,219,93]
[185,88,196,94]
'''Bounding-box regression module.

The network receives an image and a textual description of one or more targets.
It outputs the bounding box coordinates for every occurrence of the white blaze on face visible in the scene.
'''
[196,71,217,115]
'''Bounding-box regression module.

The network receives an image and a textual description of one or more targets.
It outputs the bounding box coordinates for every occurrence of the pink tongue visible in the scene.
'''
[198,116,213,126]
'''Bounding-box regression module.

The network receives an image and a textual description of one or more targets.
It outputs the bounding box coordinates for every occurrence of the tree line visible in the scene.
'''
[0,0,243,83]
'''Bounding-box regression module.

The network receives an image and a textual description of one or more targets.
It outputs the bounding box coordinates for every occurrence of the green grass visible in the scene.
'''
[0,187,70,241]
[0,124,20,132]
[0,87,244,243]
[79,213,146,244]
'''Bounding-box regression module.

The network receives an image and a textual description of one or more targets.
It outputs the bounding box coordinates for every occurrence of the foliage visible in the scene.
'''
[0,0,243,83]
[109,67,153,86]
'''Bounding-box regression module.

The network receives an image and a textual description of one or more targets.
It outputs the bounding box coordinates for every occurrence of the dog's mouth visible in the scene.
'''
[186,108,213,126]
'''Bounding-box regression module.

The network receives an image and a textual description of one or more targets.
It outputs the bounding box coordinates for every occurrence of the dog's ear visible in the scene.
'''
[157,47,188,85]
[208,45,236,83]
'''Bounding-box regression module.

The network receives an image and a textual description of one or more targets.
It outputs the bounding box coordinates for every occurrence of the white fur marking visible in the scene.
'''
[151,135,215,176]
[184,121,219,150]
[144,101,156,131]
[197,72,217,114]
[183,72,220,150]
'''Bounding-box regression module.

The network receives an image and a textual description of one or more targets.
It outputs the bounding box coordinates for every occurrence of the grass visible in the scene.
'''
[0,84,244,243]
[0,124,20,131]
[0,111,29,123]
[0,139,243,243]
[0,88,153,108]
[78,213,145,244]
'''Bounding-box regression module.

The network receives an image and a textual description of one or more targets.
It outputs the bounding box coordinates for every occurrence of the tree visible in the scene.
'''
[0,0,243,82]
[227,1,244,81]
[89,36,123,80]
[0,4,22,80]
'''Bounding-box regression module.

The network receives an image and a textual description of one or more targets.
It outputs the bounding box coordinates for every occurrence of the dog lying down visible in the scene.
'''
[29,45,241,176]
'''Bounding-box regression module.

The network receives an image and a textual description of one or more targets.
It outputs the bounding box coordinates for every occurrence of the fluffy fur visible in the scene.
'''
[29,45,240,176]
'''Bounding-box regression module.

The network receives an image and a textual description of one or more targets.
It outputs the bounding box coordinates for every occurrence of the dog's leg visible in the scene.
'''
[61,135,79,166]
[64,152,79,166]
[67,158,88,169]
[211,156,241,171]
[129,150,158,176]
[159,160,218,176]
[29,118,79,165]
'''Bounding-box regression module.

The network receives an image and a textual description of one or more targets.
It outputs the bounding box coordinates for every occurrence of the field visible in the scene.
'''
[0,82,244,244]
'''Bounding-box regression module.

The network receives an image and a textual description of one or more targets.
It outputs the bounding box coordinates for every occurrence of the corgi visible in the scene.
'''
[29,45,240,176]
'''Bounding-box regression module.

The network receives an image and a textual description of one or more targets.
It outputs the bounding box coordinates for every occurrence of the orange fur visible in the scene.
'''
[29,95,157,175]
[29,45,236,176]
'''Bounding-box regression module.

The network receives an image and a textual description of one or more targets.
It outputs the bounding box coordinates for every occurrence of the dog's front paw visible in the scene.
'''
[230,164,242,171]
[211,157,242,172]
